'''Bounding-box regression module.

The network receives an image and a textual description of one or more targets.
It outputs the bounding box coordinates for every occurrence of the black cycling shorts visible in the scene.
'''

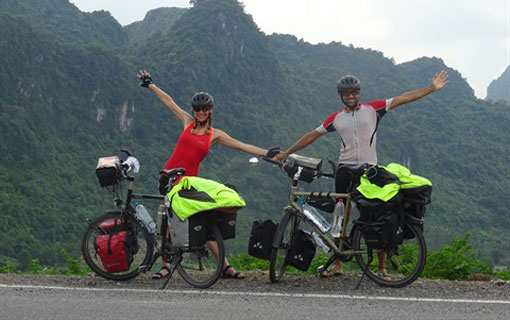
[335,164,364,194]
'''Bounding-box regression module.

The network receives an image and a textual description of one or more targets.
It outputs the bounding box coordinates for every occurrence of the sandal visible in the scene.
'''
[378,269,391,281]
[152,265,171,280]
[221,265,246,279]
[320,267,344,278]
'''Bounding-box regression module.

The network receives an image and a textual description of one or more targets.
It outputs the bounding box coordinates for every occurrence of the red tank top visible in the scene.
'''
[164,122,212,177]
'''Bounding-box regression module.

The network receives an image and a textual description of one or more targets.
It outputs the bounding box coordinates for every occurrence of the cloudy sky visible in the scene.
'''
[70,0,509,99]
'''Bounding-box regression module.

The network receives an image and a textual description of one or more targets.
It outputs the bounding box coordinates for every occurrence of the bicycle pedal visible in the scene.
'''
[138,265,149,274]
[316,265,326,274]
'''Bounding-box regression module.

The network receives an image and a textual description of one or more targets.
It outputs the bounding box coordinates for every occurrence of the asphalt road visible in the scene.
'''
[1,274,509,320]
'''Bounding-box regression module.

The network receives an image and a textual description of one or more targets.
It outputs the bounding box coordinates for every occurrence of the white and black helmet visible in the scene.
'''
[337,75,361,93]
[191,92,214,108]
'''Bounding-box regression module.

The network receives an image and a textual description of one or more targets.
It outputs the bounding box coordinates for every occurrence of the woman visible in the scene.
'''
[138,70,267,279]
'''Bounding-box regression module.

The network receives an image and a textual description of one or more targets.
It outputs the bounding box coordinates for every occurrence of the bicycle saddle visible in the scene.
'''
[160,168,186,178]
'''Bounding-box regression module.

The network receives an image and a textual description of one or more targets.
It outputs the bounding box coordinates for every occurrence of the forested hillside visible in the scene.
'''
[1,0,508,268]
[486,66,509,105]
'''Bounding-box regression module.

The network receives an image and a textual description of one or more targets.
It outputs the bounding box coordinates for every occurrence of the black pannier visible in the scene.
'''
[401,185,432,239]
[402,201,426,239]
[401,185,432,204]
[285,230,316,271]
[248,219,277,260]
[207,211,237,240]
[353,196,403,250]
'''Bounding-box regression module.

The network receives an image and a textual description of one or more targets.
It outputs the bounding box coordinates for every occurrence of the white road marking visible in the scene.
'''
[0,283,509,305]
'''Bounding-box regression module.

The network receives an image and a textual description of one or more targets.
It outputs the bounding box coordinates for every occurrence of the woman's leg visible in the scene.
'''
[206,240,246,279]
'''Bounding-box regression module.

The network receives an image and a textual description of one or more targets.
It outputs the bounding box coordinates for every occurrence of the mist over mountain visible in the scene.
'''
[1,0,508,267]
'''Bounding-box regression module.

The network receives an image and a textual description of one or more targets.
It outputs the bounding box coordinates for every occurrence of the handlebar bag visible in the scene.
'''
[96,156,122,187]
[248,219,277,260]
[285,230,316,271]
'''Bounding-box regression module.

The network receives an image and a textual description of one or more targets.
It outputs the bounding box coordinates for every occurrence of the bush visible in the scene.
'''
[0,260,20,274]
[421,232,492,280]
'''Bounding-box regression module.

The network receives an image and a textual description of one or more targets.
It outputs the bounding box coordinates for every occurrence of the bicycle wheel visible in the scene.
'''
[176,224,225,289]
[81,212,155,281]
[269,207,299,283]
[352,222,426,288]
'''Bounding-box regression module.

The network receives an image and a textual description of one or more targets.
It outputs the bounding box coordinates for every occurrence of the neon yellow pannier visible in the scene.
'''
[167,176,246,221]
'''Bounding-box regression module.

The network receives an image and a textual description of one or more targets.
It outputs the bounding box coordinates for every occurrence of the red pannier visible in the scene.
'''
[95,219,134,273]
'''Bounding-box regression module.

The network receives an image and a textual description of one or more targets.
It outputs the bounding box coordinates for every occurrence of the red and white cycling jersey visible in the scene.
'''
[316,99,393,165]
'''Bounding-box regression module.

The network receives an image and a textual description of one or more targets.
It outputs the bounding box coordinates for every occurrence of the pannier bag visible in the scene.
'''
[167,176,246,220]
[207,211,237,240]
[248,219,278,260]
[169,211,207,247]
[354,197,403,249]
[285,230,317,271]
[352,163,432,248]
[96,156,122,187]
[384,163,432,204]
[95,218,139,273]
[402,201,425,239]
[96,232,133,273]
[100,218,122,233]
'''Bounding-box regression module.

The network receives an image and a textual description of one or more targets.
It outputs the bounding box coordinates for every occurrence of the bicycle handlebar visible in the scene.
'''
[260,155,335,181]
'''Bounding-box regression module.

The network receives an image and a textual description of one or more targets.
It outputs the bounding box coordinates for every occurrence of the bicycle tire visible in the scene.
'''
[81,212,155,281]
[269,208,299,283]
[352,222,427,288]
[176,224,224,289]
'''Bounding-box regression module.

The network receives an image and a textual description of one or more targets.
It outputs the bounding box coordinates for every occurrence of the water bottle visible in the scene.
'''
[330,201,344,238]
[135,203,156,234]
[311,232,330,253]
[156,204,166,235]
[299,200,331,234]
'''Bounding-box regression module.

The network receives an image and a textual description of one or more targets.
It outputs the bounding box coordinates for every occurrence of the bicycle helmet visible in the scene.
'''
[191,92,214,108]
[336,75,361,93]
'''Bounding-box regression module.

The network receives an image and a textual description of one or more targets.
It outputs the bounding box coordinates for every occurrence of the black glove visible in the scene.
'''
[139,74,153,88]
[266,147,281,158]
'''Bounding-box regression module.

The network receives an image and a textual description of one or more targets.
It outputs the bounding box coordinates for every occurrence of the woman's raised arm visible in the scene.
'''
[137,70,193,127]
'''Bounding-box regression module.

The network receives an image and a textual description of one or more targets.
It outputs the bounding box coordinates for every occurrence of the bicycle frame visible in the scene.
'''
[285,167,367,259]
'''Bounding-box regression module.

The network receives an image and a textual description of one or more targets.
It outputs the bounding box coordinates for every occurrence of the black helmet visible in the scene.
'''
[191,92,214,108]
[337,75,361,93]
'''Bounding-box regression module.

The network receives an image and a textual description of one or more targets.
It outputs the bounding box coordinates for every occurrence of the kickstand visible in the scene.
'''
[160,256,182,290]
[316,254,338,276]
[355,250,373,290]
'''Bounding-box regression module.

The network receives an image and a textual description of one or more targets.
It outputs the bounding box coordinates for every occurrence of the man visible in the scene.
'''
[275,70,448,277]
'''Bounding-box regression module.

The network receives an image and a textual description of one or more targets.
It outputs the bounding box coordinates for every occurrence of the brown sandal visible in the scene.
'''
[221,265,246,279]
[152,265,171,279]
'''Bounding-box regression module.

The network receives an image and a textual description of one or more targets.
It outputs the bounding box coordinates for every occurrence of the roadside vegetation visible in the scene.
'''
[1,233,508,281]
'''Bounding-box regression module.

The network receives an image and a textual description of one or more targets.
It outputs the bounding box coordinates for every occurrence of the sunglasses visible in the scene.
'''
[341,89,360,97]
[192,105,212,112]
